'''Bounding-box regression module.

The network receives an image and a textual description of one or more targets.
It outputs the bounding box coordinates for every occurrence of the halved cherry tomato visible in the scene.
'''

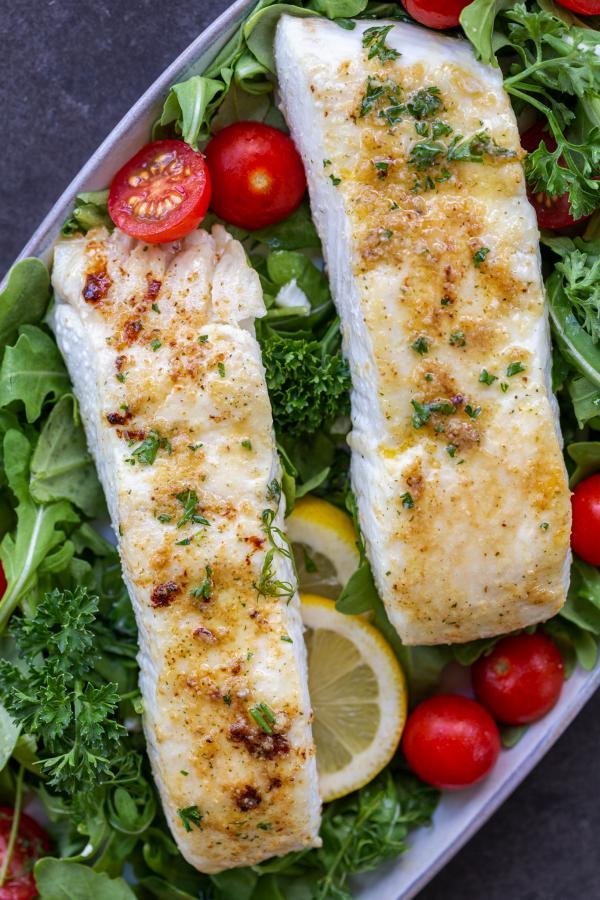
[205,122,306,230]
[472,634,564,725]
[0,807,51,900]
[402,694,500,790]
[108,140,211,244]
[520,122,589,230]
[556,0,600,13]
[401,0,471,29]
[571,473,600,565]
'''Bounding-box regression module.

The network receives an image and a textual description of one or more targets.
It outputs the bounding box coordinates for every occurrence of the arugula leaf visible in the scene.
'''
[0,704,19,770]
[0,259,50,354]
[29,395,104,516]
[567,376,600,430]
[0,326,69,423]
[460,0,513,65]
[547,267,600,390]
[61,190,112,236]
[0,429,78,632]
[567,441,600,486]
[159,76,224,147]
[35,858,136,900]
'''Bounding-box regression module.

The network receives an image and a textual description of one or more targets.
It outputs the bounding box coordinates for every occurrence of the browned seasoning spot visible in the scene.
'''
[106,409,132,426]
[123,319,143,344]
[193,625,216,643]
[83,269,111,304]
[245,535,265,550]
[233,785,262,812]
[228,718,291,760]
[115,354,127,372]
[151,581,181,608]
[445,419,480,450]
[124,429,146,442]
[146,278,162,300]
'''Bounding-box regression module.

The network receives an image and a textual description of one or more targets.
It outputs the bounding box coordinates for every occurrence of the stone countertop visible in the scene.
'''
[1,2,596,898]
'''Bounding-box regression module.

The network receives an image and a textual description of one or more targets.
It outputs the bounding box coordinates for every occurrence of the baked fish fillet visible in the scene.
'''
[50,225,320,871]
[276,16,571,645]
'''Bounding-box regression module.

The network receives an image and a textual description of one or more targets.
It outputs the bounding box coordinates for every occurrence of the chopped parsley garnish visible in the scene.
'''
[281,634,293,643]
[411,399,456,429]
[178,805,203,833]
[465,404,482,419]
[359,77,400,118]
[440,296,452,306]
[506,361,526,377]
[381,228,393,240]
[180,770,189,776]
[361,25,400,63]
[150,338,162,351]
[446,444,458,457]
[157,513,172,524]
[406,86,442,119]
[223,693,232,705]
[116,372,126,383]
[218,362,226,377]
[175,537,191,546]
[175,490,210,528]
[449,330,466,347]
[190,566,213,601]
[373,160,390,178]
[473,246,490,267]
[409,140,446,170]
[540,522,550,531]
[415,121,429,136]
[257,822,272,831]
[250,702,276,734]
[329,173,342,186]
[447,131,514,163]
[401,492,414,509]
[431,120,453,139]
[323,159,332,167]
[151,303,160,313]
[267,479,281,502]
[188,442,203,451]
[411,336,429,355]
[479,369,498,386]
[127,430,172,466]
[500,382,509,393]
[198,334,209,343]
[241,439,252,450]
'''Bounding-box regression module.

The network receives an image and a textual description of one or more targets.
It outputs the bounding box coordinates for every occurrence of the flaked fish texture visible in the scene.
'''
[276,16,571,645]
[51,224,320,872]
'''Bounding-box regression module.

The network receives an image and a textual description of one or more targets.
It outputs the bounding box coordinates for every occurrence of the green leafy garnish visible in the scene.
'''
[127,430,172,466]
[361,25,400,63]
[175,490,210,528]
[178,805,203,833]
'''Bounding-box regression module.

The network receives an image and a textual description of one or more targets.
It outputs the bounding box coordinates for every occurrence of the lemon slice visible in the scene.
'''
[287,497,359,599]
[302,593,407,802]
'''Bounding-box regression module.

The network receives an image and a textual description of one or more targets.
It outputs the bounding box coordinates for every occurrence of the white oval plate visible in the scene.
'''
[7,3,599,898]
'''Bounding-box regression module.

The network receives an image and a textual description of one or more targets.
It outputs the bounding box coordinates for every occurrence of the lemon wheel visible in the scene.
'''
[287,497,359,599]
[301,593,407,802]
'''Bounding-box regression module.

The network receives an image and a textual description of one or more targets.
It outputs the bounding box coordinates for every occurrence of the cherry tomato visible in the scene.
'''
[556,0,600,13]
[205,122,306,230]
[520,122,590,230]
[472,634,564,725]
[571,473,600,565]
[0,563,6,600]
[0,807,51,900]
[402,0,471,29]
[108,140,211,244]
[402,694,500,790]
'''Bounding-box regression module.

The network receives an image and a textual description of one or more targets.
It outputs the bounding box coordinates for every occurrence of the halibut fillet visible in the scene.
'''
[51,224,320,871]
[275,16,571,645]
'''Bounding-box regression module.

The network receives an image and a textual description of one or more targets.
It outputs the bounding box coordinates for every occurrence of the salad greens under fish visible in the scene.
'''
[1,0,600,897]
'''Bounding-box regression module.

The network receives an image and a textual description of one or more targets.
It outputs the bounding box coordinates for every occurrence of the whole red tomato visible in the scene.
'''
[556,0,600,13]
[402,694,500,790]
[205,122,306,230]
[472,634,564,725]
[402,0,471,29]
[108,140,211,243]
[571,473,600,565]
[0,807,51,900]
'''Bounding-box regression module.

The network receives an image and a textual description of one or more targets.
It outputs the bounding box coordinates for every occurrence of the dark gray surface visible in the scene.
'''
[1,2,597,898]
